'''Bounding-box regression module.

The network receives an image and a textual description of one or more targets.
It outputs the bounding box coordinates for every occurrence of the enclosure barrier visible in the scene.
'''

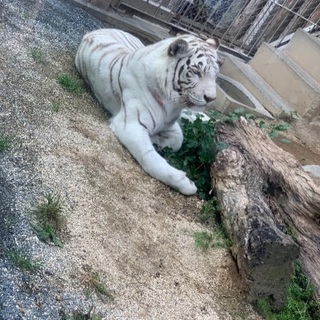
[107,0,320,58]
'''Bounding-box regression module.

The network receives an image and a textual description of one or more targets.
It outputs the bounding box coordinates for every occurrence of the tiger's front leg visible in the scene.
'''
[150,122,183,152]
[110,112,197,196]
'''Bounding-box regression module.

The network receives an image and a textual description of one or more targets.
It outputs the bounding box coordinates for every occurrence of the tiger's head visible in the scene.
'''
[167,35,220,110]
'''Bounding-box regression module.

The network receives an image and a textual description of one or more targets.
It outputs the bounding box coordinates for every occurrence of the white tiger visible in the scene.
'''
[75,29,220,195]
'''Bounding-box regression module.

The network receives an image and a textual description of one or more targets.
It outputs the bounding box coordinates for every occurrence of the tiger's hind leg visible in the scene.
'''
[150,122,183,152]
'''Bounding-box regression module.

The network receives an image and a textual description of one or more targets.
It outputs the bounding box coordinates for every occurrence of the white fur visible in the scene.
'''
[75,29,220,195]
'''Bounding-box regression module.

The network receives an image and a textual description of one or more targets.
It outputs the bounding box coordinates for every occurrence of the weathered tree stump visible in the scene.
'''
[211,119,320,311]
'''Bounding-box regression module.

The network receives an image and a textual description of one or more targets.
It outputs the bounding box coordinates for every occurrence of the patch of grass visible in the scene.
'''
[284,224,297,243]
[194,231,215,250]
[69,312,102,320]
[80,270,114,302]
[51,102,61,112]
[258,261,320,320]
[32,194,65,230]
[32,223,63,247]
[199,197,220,223]
[196,197,233,250]
[61,307,102,320]
[21,11,32,20]
[31,48,46,64]
[31,193,65,247]
[194,228,232,251]
[0,134,11,152]
[57,74,84,94]
[5,249,40,273]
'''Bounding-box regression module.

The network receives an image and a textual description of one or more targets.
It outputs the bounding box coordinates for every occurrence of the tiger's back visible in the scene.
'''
[75,29,145,115]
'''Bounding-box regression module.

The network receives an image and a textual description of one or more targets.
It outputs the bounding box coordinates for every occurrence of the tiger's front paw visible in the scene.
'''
[180,179,197,195]
[172,171,197,195]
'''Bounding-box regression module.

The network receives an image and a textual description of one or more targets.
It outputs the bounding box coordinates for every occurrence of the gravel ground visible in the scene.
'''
[0,1,262,319]
[0,1,108,318]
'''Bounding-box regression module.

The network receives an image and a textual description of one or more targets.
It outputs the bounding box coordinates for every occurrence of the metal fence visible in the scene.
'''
[110,0,320,58]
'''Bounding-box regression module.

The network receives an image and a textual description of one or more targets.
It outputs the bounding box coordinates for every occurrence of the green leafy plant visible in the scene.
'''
[223,107,255,123]
[0,134,11,152]
[258,261,320,320]
[80,271,114,302]
[160,108,255,199]
[268,122,291,139]
[31,48,46,64]
[5,249,41,273]
[259,120,291,140]
[160,113,219,199]
[31,193,65,247]
[57,74,84,94]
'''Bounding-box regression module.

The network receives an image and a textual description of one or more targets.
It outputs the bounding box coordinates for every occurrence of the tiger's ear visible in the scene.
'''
[206,37,220,49]
[168,39,189,57]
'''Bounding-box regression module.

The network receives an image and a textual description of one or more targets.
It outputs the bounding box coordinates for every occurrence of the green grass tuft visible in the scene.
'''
[0,134,11,152]
[32,194,65,229]
[69,312,102,320]
[31,48,46,64]
[51,102,61,112]
[194,231,214,250]
[57,74,84,94]
[81,271,114,302]
[5,249,41,273]
[199,197,220,223]
[31,193,65,246]
[194,228,232,251]
[61,306,103,320]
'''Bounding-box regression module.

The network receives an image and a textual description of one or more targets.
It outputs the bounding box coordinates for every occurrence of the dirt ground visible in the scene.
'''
[0,0,319,319]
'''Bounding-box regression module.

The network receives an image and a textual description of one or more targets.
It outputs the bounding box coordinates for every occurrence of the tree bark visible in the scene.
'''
[211,118,320,311]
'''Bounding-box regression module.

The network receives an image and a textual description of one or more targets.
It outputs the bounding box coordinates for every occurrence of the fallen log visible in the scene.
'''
[211,118,320,311]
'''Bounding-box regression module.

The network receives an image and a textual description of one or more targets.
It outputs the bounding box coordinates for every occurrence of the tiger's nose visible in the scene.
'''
[204,95,216,103]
